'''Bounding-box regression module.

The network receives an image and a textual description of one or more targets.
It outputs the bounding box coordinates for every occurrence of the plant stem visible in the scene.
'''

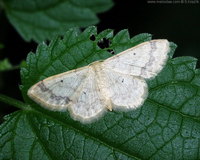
[0,94,29,110]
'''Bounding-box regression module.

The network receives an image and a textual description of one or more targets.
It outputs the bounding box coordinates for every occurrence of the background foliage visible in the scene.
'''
[0,0,200,159]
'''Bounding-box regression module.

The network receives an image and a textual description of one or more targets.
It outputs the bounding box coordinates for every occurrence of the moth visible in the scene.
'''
[28,40,170,123]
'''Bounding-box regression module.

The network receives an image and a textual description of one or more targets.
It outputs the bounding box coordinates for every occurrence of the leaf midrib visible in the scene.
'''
[27,110,141,160]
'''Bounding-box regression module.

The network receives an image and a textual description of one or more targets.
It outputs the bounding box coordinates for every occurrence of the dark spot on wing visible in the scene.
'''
[38,81,71,105]
[122,79,124,83]
[148,41,157,66]
[50,94,72,105]
[140,41,157,76]
[83,91,86,95]
[38,82,49,92]
[65,97,71,104]
[150,41,157,53]
[133,53,136,55]
[90,34,96,41]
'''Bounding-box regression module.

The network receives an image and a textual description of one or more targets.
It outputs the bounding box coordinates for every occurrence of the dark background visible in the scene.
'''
[0,0,200,120]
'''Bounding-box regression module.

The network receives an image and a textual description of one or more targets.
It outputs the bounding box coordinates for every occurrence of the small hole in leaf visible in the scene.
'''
[107,49,115,55]
[90,35,96,41]
[60,35,64,40]
[97,38,111,49]
[45,40,51,45]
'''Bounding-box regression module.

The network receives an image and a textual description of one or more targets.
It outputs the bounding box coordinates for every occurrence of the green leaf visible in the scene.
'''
[0,58,12,71]
[0,58,26,71]
[1,26,200,159]
[2,0,113,42]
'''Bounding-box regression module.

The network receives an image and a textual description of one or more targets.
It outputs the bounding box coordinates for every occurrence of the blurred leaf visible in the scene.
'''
[19,60,26,68]
[0,59,25,71]
[1,27,200,159]
[0,58,12,71]
[3,0,113,42]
